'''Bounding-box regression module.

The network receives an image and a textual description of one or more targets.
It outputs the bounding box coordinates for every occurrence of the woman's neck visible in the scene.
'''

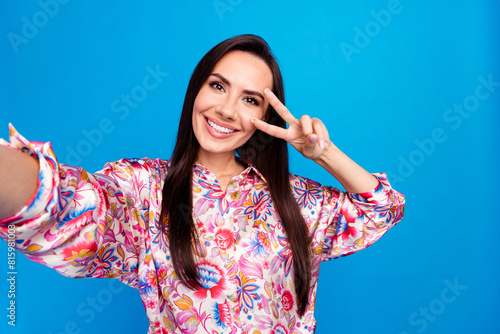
[195,151,245,185]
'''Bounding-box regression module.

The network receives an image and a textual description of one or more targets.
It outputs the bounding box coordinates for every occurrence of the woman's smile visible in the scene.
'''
[204,116,238,138]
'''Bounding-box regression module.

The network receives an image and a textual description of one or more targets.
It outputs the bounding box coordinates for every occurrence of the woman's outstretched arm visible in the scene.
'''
[0,144,39,220]
[0,126,154,283]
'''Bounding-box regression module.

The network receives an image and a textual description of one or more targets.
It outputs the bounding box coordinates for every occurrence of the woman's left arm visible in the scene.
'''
[255,89,404,259]
[254,89,379,193]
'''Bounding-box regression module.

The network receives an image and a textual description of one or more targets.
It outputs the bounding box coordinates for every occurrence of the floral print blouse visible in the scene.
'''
[0,124,405,334]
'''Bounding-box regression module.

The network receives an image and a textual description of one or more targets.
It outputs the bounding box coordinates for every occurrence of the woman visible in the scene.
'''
[0,34,404,333]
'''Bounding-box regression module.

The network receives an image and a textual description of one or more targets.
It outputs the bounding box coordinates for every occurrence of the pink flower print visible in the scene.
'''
[140,269,159,297]
[88,246,118,277]
[293,179,322,209]
[145,271,158,290]
[58,209,93,234]
[152,323,168,334]
[236,273,260,311]
[146,298,157,309]
[281,290,294,312]
[339,205,362,241]
[194,260,226,299]
[212,300,232,329]
[277,236,292,277]
[243,191,272,221]
[61,240,97,264]
[199,180,229,215]
[272,323,288,334]
[245,231,271,259]
[215,228,234,251]
[156,266,168,285]
[341,205,359,224]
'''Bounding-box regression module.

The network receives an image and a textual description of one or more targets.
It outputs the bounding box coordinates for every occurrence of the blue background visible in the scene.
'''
[1,1,499,333]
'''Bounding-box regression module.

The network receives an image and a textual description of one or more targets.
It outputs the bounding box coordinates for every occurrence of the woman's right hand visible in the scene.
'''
[0,144,39,220]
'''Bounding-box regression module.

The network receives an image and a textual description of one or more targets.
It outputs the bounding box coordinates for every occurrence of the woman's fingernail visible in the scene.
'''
[252,118,256,123]
[309,134,318,143]
[319,140,325,149]
[264,88,270,94]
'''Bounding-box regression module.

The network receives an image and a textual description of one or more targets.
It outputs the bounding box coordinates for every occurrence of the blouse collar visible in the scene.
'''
[193,157,267,184]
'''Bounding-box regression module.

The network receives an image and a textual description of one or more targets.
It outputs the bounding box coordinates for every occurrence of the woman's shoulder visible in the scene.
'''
[288,172,324,189]
[99,157,170,180]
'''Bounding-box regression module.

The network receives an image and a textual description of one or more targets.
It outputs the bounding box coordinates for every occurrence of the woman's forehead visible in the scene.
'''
[211,50,273,89]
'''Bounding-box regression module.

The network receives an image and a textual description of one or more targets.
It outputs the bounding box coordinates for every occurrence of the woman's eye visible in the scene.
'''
[210,82,224,92]
[243,97,259,106]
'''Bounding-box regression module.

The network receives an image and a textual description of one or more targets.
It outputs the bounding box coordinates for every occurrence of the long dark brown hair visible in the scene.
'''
[160,34,312,316]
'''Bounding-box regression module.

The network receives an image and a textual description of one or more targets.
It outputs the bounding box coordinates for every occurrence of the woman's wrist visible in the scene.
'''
[313,142,379,193]
[313,142,341,173]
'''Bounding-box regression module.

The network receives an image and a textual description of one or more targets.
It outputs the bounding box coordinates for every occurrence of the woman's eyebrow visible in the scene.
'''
[211,73,231,86]
[210,73,265,101]
[242,89,265,101]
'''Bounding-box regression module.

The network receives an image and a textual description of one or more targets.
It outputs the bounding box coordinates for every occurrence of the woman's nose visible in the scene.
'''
[216,97,238,120]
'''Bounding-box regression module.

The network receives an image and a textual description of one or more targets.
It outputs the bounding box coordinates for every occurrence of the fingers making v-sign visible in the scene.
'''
[252,88,332,160]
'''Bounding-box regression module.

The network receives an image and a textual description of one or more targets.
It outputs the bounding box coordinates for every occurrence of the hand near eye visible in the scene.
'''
[253,88,379,193]
[252,88,333,161]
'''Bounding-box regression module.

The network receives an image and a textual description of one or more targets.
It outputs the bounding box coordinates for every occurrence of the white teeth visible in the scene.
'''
[207,119,235,134]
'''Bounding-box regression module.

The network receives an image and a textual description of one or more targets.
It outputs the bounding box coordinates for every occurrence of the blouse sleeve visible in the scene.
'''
[0,124,153,288]
[291,172,405,261]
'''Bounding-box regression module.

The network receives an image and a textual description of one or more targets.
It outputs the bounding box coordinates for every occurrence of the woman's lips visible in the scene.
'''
[204,116,239,139]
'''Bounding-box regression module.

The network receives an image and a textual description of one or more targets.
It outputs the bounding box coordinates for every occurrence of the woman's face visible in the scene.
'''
[192,50,273,161]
